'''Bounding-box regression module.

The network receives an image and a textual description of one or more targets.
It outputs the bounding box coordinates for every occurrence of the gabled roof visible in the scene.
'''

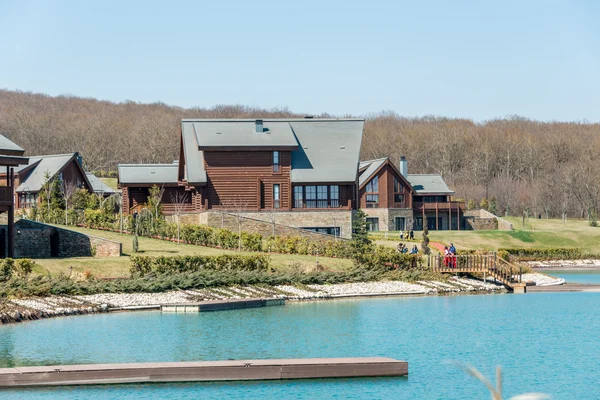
[181,118,364,184]
[118,163,179,185]
[358,158,387,187]
[86,173,117,195]
[0,134,25,156]
[407,174,455,195]
[15,153,90,193]
[180,123,207,185]
[183,120,299,150]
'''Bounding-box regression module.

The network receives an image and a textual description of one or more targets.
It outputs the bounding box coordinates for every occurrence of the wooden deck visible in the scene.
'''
[0,357,408,387]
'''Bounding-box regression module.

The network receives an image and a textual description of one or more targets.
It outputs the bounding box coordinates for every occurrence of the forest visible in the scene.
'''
[0,89,598,220]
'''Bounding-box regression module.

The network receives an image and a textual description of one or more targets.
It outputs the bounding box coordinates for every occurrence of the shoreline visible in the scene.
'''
[0,273,565,325]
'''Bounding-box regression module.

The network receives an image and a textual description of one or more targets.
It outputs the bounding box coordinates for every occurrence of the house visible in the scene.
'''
[85,173,117,197]
[119,118,364,238]
[358,156,464,231]
[0,134,29,257]
[7,153,93,209]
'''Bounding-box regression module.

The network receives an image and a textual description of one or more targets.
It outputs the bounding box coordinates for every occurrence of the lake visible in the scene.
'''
[545,269,600,284]
[1,289,599,399]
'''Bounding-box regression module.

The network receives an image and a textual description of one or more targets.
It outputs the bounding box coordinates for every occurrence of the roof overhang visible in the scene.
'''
[0,156,29,167]
[197,145,299,151]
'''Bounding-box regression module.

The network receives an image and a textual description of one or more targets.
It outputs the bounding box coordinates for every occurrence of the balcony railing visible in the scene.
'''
[414,201,465,211]
[293,199,347,209]
[0,186,13,205]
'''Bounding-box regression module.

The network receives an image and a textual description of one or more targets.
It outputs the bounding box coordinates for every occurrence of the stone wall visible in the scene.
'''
[1,220,122,258]
[362,208,414,231]
[169,210,354,240]
[463,209,513,231]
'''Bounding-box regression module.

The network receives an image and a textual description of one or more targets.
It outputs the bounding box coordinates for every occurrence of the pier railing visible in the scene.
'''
[427,253,523,289]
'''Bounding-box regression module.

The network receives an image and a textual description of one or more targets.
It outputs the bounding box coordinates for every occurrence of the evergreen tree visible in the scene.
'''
[351,210,371,246]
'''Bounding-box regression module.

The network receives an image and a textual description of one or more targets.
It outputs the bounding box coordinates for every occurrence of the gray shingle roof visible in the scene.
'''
[181,118,364,184]
[16,153,79,193]
[183,120,299,149]
[407,174,455,195]
[181,123,207,185]
[86,173,117,195]
[118,163,179,185]
[0,134,25,156]
[358,158,387,187]
[288,120,364,183]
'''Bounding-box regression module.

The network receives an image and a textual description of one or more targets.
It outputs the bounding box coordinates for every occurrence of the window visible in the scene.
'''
[394,217,406,231]
[19,193,38,208]
[273,184,280,209]
[366,194,379,208]
[293,186,303,208]
[273,151,281,172]
[329,185,339,207]
[366,176,378,193]
[393,177,402,193]
[366,217,379,232]
[303,227,341,237]
[317,185,328,208]
[305,186,317,208]
[394,194,404,204]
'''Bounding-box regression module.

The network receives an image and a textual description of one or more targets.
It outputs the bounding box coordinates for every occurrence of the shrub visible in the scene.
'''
[499,247,582,261]
[130,254,270,277]
[0,259,14,282]
[14,259,35,278]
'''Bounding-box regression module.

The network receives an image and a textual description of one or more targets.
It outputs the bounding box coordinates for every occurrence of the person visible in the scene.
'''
[402,246,408,254]
[449,243,457,268]
[443,246,450,267]
[399,230,404,240]
[405,231,410,240]
[397,243,404,253]
[409,245,418,255]
[409,229,414,240]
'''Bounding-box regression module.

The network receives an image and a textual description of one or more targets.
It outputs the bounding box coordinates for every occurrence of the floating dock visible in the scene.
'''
[161,298,285,313]
[0,357,408,387]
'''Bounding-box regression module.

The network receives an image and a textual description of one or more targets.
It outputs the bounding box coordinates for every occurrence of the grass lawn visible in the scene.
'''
[99,178,118,190]
[34,226,354,278]
[373,217,600,255]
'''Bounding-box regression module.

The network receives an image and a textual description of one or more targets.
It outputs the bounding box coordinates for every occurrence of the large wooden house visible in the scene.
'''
[119,118,364,238]
[358,157,464,231]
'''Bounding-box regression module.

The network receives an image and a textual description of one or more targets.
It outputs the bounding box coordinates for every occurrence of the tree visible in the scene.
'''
[351,210,371,246]
[421,223,430,255]
[61,179,78,225]
[222,197,249,251]
[147,185,165,221]
[39,172,53,211]
[171,191,190,244]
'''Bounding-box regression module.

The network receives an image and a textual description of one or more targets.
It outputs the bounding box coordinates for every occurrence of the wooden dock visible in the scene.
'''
[526,284,600,293]
[0,357,408,387]
[161,298,285,313]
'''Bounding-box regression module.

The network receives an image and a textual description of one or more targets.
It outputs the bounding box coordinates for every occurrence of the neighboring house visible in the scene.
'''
[7,153,93,209]
[118,162,195,215]
[85,173,117,198]
[119,118,364,238]
[358,156,465,231]
[0,134,29,257]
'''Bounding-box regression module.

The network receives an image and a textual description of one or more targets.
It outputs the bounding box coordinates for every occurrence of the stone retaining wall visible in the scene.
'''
[170,210,353,241]
[464,209,513,231]
[1,220,122,258]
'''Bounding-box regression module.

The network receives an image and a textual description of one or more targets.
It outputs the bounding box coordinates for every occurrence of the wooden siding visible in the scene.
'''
[359,163,412,209]
[125,186,196,215]
[204,151,292,211]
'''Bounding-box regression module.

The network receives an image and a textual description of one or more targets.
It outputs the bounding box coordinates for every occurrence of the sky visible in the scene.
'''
[1,0,599,122]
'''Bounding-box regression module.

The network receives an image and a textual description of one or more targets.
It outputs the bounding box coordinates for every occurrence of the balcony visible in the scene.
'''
[293,199,351,210]
[413,201,465,211]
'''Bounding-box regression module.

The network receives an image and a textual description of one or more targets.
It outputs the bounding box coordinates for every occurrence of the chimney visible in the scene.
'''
[255,119,263,133]
[399,156,408,177]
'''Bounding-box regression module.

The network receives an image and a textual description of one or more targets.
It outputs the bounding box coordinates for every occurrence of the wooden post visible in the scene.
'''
[449,203,452,231]
[435,203,439,230]
[8,167,14,258]
[457,202,460,231]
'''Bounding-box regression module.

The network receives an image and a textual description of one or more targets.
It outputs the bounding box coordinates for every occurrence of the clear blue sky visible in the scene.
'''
[1,0,599,121]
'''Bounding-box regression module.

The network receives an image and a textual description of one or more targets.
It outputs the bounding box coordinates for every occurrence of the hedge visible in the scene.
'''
[0,259,36,282]
[499,248,582,261]
[130,254,270,276]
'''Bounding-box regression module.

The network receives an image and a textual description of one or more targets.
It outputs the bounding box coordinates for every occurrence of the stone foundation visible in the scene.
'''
[362,208,414,231]
[464,210,512,231]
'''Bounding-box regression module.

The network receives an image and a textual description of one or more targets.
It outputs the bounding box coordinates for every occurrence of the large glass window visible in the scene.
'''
[305,186,317,208]
[293,186,303,208]
[366,176,378,193]
[366,194,379,208]
[317,185,328,208]
[273,184,280,209]
[329,185,339,207]
[273,151,280,172]
[366,217,379,231]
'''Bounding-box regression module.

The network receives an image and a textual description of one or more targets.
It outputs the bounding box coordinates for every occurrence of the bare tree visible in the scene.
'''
[171,191,190,244]
[222,197,249,251]
[61,179,78,225]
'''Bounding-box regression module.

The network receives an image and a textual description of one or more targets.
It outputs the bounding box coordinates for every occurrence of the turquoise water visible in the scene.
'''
[1,292,599,399]
[545,269,600,284]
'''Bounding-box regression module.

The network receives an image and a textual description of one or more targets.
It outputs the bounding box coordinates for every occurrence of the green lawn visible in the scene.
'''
[373,217,600,255]
[99,178,118,190]
[34,226,354,278]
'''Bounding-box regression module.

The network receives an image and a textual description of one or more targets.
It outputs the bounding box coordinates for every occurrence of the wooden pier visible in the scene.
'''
[161,298,285,313]
[428,253,526,292]
[0,357,408,387]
